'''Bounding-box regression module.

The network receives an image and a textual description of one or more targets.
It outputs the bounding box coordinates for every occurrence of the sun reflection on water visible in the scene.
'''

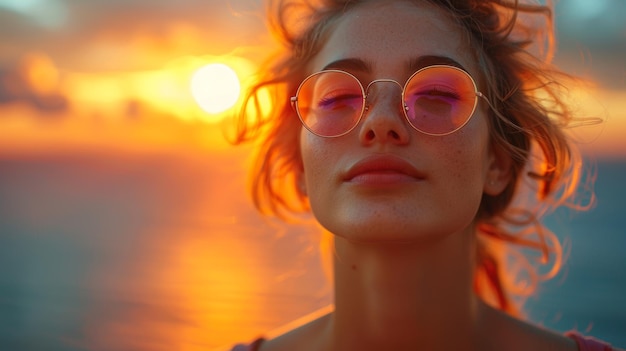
[0,150,333,351]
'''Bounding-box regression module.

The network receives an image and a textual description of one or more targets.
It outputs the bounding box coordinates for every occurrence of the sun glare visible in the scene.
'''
[191,63,241,118]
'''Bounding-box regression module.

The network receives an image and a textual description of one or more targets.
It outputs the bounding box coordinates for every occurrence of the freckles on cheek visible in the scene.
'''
[439,130,488,182]
[300,131,315,167]
[301,135,331,183]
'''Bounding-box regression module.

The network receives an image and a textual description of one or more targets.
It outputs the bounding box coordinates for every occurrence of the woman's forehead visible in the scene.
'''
[309,0,477,76]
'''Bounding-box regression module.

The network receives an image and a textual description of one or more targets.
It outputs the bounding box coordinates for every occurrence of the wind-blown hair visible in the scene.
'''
[233,0,593,316]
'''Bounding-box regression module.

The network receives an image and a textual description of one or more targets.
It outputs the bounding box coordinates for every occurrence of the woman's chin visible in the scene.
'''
[326,223,456,246]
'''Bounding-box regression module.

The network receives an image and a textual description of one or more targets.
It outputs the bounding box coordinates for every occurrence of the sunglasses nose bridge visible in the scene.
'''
[364,78,404,111]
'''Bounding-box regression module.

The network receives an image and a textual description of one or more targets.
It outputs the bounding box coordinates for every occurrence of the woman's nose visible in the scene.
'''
[358,80,411,145]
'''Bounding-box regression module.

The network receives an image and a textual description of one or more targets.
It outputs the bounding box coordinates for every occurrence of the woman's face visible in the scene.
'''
[299,0,509,243]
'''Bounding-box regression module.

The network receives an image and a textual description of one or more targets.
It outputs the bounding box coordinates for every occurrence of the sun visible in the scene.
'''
[190,63,241,117]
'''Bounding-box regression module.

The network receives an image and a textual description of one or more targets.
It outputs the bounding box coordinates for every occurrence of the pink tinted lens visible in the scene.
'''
[403,66,478,135]
[295,71,365,137]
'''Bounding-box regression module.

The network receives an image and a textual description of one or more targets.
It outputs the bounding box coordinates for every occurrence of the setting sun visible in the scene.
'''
[190,63,241,118]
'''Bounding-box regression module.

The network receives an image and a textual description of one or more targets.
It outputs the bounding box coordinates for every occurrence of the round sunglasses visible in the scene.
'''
[290,64,487,137]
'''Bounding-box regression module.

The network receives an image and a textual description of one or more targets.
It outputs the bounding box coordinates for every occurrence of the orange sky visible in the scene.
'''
[0,1,624,158]
[0,51,623,159]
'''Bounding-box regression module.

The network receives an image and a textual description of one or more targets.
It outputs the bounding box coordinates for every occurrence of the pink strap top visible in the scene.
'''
[231,333,617,351]
[230,338,264,351]
[566,331,616,351]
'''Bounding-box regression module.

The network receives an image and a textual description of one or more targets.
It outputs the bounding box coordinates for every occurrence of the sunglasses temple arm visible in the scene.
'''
[477,92,496,112]
[477,92,528,135]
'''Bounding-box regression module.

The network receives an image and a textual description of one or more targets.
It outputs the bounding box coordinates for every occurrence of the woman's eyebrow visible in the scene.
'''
[321,58,373,72]
[320,55,469,74]
[407,55,469,72]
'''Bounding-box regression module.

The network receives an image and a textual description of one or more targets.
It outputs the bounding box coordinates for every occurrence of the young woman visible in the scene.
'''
[230,0,622,350]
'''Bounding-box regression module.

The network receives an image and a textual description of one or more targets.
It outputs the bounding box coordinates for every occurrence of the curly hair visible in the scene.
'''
[233,0,593,316]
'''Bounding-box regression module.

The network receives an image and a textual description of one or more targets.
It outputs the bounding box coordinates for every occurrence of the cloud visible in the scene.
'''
[0,0,68,28]
[0,1,622,87]
[0,53,68,114]
[0,1,265,71]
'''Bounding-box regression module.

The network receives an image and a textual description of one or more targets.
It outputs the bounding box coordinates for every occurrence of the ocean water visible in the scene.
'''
[0,152,624,350]
[526,160,626,342]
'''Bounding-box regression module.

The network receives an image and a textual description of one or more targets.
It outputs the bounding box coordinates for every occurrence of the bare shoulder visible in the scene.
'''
[259,303,587,351]
[481,303,578,351]
[258,308,332,351]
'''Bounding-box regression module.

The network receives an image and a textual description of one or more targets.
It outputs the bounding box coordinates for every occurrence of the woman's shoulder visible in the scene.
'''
[226,330,622,351]
[481,304,621,351]
[228,307,332,351]
[225,304,623,351]
[227,332,621,351]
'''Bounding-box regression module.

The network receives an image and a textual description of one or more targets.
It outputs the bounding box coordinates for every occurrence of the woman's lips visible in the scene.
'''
[343,154,426,184]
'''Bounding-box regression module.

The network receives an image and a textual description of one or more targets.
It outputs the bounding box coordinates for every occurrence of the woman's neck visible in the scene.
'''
[328,229,484,351]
